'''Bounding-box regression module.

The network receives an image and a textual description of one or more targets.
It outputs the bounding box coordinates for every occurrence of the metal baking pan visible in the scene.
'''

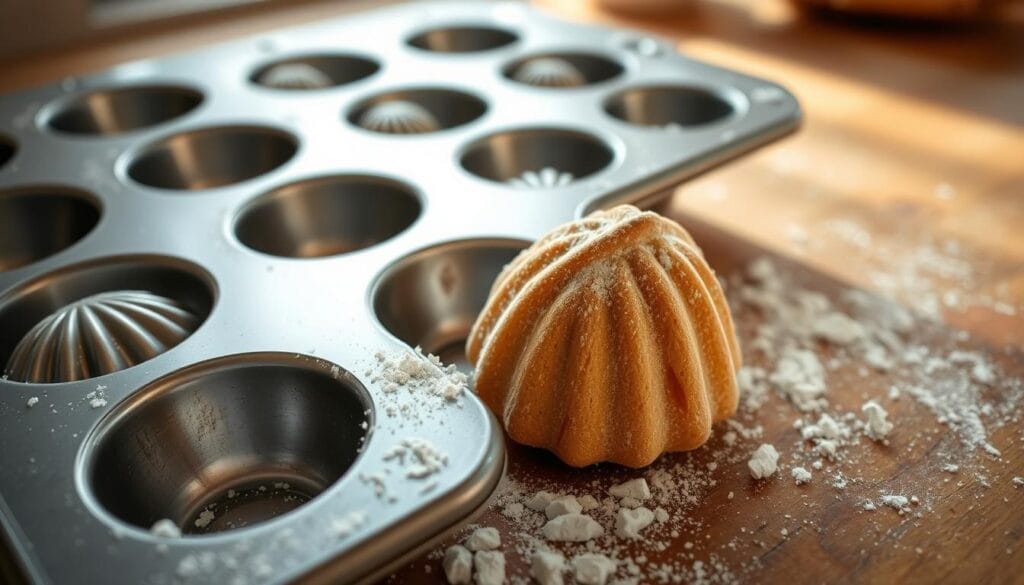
[0,1,800,583]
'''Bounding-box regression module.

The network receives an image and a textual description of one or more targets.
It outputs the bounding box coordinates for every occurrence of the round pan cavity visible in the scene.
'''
[0,186,100,273]
[235,175,421,258]
[604,85,737,128]
[407,25,518,53]
[349,88,487,135]
[80,353,371,536]
[251,54,380,91]
[0,135,15,169]
[0,256,214,383]
[126,125,297,191]
[503,52,624,88]
[373,240,527,371]
[460,128,614,188]
[44,85,203,136]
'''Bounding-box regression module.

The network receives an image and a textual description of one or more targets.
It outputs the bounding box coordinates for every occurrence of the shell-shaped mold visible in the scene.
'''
[506,167,575,189]
[511,58,586,88]
[5,290,200,383]
[357,100,442,134]
[256,63,333,90]
[467,205,741,468]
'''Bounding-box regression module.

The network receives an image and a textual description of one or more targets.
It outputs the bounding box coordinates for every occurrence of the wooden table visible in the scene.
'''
[2,1,1022,583]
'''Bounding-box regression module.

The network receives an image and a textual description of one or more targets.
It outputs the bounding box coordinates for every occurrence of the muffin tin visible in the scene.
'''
[0,1,800,583]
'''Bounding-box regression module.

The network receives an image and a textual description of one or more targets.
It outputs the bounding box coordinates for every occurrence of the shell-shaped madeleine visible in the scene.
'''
[467,205,741,468]
[5,290,200,384]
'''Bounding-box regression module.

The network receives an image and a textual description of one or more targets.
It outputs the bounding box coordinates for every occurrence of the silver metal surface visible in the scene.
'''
[0,2,800,584]
[5,290,200,383]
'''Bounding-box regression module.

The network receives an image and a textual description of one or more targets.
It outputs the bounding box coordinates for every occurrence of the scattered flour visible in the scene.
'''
[748,444,780,479]
[149,519,181,539]
[879,494,912,514]
[472,550,505,585]
[862,401,894,441]
[530,550,566,585]
[608,478,651,500]
[572,553,616,585]
[545,495,582,520]
[444,545,473,585]
[542,514,604,542]
[614,507,655,539]
[791,467,812,485]
[193,509,215,529]
[465,527,501,552]
[331,511,368,539]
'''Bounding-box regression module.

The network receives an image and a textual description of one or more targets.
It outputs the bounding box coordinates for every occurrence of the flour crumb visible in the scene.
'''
[614,506,655,539]
[862,400,894,441]
[502,502,525,519]
[331,511,367,539]
[941,464,960,473]
[812,312,865,345]
[149,519,180,539]
[578,495,600,511]
[608,478,651,500]
[465,527,501,552]
[26,396,38,408]
[193,508,215,529]
[542,514,604,542]
[654,507,670,523]
[531,550,566,585]
[769,349,826,411]
[572,553,617,585]
[1013,477,1024,488]
[443,545,472,585]
[545,495,583,520]
[473,550,505,585]
[748,444,780,479]
[526,491,558,512]
[880,494,911,514]
[791,467,812,485]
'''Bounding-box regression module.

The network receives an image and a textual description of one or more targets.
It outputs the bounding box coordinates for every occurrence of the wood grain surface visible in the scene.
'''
[1,0,1022,583]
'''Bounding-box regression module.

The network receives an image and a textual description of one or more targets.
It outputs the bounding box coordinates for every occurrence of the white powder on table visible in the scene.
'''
[530,550,566,585]
[472,550,505,585]
[572,553,616,585]
[443,545,472,585]
[608,478,651,500]
[526,491,557,512]
[465,527,501,552]
[862,401,894,441]
[542,513,604,542]
[614,506,655,539]
[791,467,812,485]
[880,494,911,514]
[544,495,582,519]
[748,444,779,479]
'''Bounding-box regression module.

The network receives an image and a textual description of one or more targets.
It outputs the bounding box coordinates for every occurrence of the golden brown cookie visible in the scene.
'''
[468,205,741,467]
